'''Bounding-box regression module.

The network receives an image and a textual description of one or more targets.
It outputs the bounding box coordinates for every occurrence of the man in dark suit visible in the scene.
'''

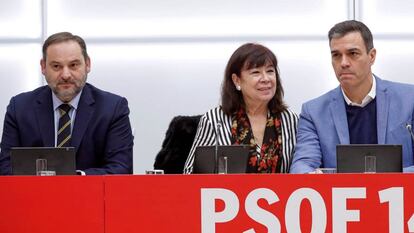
[0,32,133,175]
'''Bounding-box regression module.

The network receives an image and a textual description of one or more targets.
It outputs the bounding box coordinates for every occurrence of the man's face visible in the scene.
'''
[41,40,90,102]
[330,32,376,91]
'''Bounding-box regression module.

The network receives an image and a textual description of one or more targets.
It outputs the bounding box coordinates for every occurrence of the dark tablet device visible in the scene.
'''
[193,145,250,174]
[10,147,76,175]
[336,144,402,173]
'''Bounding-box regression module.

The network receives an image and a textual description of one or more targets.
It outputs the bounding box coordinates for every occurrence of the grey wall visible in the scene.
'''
[1,0,414,173]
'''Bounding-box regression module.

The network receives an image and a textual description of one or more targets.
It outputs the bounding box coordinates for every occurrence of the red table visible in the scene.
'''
[2,174,414,233]
[0,176,104,233]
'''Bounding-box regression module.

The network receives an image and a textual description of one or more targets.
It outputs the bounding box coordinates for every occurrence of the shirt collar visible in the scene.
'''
[341,75,376,107]
[52,89,83,111]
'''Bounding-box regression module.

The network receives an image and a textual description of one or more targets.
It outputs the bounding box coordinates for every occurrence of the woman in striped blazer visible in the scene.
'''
[184,43,298,174]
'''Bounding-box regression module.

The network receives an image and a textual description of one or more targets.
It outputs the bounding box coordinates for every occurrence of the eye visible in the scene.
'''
[351,51,359,56]
[267,68,275,73]
[51,64,61,70]
[250,70,260,75]
[70,63,79,69]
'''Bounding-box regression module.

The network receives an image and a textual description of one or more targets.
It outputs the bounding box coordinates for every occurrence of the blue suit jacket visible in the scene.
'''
[290,76,414,173]
[0,83,133,175]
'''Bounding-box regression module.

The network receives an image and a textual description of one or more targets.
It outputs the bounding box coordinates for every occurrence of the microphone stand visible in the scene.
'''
[406,124,414,142]
[214,122,222,174]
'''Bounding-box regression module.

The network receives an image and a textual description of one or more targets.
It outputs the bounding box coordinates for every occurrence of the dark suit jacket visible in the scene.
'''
[0,83,133,175]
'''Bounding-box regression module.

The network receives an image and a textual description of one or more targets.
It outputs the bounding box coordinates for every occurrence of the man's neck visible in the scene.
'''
[342,75,373,104]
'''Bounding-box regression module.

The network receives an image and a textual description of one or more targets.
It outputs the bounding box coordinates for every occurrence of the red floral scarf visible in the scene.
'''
[231,107,282,173]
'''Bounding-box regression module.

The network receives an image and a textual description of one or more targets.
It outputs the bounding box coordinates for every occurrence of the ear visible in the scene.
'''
[85,56,91,73]
[231,73,240,87]
[40,59,46,75]
[368,48,376,66]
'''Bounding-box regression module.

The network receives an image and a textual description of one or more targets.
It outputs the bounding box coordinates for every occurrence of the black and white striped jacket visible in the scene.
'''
[184,106,298,174]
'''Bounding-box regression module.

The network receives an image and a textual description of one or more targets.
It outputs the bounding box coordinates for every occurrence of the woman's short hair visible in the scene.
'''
[221,43,287,115]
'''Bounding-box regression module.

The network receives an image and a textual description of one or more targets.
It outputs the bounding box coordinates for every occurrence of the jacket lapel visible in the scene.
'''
[375,77,389,144]
[71,84,95,150]
[35,87,55,147]
[330,87,350,144]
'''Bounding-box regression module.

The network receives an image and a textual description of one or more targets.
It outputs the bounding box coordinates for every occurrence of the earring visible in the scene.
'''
[236,85,241,91]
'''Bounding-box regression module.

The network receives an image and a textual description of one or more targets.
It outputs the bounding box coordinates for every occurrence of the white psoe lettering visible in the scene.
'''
[201,188,239,233]
[201,187,404,233]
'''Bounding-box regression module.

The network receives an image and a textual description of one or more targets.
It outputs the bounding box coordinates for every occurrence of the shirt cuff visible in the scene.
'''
[76,170,86,176]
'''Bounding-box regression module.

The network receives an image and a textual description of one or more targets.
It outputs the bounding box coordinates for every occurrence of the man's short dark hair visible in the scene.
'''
[328,20,374,53]
[42,32,89,61]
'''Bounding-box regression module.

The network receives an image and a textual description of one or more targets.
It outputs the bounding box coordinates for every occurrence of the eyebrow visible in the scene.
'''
[49,59,82,64]
[331,47,361,54]
[70,60,82,64]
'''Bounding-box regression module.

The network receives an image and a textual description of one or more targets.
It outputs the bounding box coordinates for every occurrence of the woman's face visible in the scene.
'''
[232,63,277,108]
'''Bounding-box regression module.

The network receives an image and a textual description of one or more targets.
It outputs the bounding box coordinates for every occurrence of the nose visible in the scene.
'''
[260,71,271,82]
[61,66,71,80]
[340,56,351,68]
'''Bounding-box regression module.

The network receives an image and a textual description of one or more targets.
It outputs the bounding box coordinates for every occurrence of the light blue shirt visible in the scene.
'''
[52,90,82,147]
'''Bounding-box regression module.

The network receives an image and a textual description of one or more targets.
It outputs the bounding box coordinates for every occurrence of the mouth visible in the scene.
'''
[58,83,75,88]
[339,73,355,81]
[257,87,272,91]
[340,71,354,76]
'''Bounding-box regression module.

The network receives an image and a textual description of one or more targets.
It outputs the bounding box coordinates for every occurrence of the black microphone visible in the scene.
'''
[214,121,222,174]
[406,123,414,143]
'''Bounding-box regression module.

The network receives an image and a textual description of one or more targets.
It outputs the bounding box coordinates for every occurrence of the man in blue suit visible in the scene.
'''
[0,32,133,175]
[290,20,414,173]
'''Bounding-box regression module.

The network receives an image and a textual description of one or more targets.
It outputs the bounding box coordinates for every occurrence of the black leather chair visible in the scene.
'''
[154,115,201,174]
